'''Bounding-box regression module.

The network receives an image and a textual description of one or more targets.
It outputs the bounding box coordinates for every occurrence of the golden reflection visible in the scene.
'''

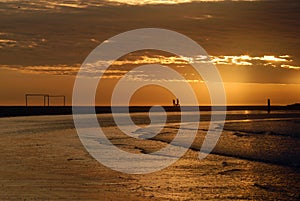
[244,110,250,115]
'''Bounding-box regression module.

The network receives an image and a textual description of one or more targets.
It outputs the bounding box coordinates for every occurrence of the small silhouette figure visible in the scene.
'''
[172,98,180,106]
[176,98,180,106]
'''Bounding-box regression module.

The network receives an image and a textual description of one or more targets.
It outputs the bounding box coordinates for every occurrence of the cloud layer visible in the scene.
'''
[2,54,299,84]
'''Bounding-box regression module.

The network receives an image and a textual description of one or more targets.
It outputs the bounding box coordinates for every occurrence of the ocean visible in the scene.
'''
[0,110,299,200]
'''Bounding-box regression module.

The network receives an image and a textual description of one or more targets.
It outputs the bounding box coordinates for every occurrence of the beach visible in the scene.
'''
[0,111,299,200]
[0,0,299,200]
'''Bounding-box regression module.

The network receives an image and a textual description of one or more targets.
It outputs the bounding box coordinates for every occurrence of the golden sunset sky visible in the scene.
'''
[0,0,299,106]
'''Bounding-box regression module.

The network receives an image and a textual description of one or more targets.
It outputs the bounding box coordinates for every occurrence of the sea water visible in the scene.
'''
[101,110,300,167]
[0,110,299,200]
[1,110,299,167]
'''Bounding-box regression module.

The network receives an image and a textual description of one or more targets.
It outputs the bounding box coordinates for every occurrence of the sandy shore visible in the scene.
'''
[0,115,299,200]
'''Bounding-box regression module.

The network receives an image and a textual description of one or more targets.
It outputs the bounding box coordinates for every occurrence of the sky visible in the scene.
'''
[0,0,299,106]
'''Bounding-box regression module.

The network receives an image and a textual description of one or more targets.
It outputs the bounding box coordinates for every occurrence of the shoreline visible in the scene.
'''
[0,115,299,200]
[1,105,299,118]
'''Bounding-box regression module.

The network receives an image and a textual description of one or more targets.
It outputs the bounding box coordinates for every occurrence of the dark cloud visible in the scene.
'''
[0,0,299,84]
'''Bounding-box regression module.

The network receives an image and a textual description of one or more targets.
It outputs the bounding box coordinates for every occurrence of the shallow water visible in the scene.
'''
[1,110,299,167]
[97,110,300,166]
[0,110,299,200]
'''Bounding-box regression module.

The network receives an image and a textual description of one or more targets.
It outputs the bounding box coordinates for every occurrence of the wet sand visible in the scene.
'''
[0,115,299,200]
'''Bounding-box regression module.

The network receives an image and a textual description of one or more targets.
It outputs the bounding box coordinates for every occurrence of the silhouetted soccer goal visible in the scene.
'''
[25,94,65,106]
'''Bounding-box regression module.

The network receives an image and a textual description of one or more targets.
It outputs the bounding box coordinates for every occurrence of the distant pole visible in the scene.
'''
[267,98,271,113]
[63,96,66,106]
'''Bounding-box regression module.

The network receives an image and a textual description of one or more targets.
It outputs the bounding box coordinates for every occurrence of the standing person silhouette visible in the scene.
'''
[176,98,180,106]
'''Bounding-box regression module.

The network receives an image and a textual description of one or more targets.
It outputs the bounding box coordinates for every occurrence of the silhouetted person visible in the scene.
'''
[172,99,176,106]
[176,98,180,106]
